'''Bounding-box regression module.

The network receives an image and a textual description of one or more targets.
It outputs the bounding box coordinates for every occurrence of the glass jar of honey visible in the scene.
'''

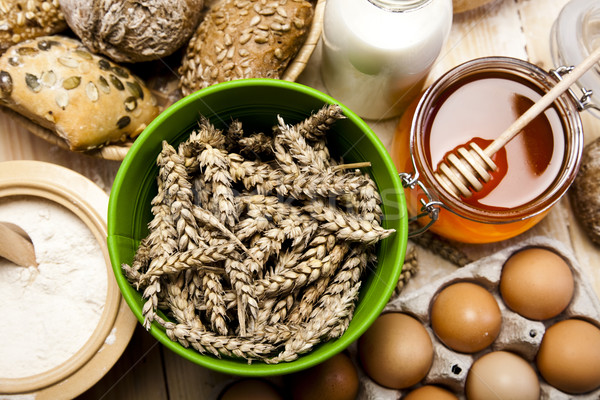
[392,57,584,243]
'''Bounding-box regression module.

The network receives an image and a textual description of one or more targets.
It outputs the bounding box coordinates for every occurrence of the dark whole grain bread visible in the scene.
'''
[59,0,205,63]
[570,137,600,246]
[178,0,314,96]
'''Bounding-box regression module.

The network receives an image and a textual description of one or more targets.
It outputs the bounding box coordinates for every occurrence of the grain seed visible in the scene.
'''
[109,74,124,90]
[117,115,131,129]
[126,81,144,99]
[0,71,12,96]
[7,56,21,67]
[74,49,93,60]
[37,40,60,51]
[216,49,227,62]
[17,47,39,56]
[254,35,268,44]
[276,6,287,17]
[250,15,261,26]
[239,33,252,45]
[97,76,111,93]
[259,7,275,15]
[86,81,99,102]
[111,65,129,78]
[55,91,68,109]
[62,76,81,90]
[40,70,57,87]
[58,56,79,68]
[25,73,41,92]
[124,96,137,111]
[98,59,111,71]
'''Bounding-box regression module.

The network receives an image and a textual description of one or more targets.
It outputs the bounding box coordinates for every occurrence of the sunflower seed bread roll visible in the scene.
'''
[0,0,67,54]
[0,36,159,151]
[179,0,314,96]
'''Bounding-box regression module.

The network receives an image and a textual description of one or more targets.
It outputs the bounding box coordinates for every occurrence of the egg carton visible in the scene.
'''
[352,236,600,400]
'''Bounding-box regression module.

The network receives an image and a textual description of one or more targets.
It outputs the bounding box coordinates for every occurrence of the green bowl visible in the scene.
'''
[107,79,408,376]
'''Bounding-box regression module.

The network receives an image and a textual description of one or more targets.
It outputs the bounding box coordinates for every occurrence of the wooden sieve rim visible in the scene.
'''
[281,0,325,82]
[0,161,121,394]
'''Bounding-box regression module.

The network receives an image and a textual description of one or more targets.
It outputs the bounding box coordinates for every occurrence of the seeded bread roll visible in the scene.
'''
[179,0,314,96]
[59,0,205,63]
[0,0,67,54]
[0,36,159,151]
[570,137,600,246]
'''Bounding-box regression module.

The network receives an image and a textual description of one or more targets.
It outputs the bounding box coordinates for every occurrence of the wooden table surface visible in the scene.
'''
[2,0,600,399]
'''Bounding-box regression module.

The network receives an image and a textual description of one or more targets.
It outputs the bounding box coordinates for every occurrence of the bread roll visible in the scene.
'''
[0,36,159,151]
[179,0,314,96]
[59,0,205,63]
[570,137,600,246]
[0,0,67,54]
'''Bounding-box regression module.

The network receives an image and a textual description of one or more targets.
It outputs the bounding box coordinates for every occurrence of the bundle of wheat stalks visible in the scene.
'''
[122,104,395,363]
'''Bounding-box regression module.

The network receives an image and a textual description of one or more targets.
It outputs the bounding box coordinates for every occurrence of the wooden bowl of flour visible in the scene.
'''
[0,161,136,398]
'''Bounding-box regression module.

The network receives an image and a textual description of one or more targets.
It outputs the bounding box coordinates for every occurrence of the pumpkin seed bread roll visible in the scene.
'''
[179,0,314,96]
[0,36,159,151]
[0,0,67,54]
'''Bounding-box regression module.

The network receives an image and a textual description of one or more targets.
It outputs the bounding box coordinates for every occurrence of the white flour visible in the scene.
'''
[0,197,107,379]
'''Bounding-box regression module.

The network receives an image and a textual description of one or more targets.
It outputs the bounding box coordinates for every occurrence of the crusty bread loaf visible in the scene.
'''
[570,137,600,246]
[0,36,159,151]
[59,0,205,63]
[0,0,67,54]
[179,0,314,96]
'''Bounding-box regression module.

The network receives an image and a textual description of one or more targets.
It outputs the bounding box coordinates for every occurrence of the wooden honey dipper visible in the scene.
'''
[435,45,600,198]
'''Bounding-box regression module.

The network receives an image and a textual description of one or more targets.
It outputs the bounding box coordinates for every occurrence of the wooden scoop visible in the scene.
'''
[435,45,600,198]
[0,221,37,268]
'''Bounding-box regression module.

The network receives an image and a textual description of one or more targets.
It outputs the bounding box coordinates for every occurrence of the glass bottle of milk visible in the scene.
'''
[321,0,453,120]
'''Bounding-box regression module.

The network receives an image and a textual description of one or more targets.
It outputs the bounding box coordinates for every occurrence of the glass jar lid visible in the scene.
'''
[551,0,600,117]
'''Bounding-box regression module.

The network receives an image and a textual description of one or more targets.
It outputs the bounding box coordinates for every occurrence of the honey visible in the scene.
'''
[392,57,583,243]
[427,72,565,209]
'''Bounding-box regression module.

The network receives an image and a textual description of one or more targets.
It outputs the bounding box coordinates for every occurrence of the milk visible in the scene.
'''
[321,0,452,120]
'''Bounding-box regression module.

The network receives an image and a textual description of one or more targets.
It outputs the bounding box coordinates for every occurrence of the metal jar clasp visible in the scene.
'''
[550,65,598,112]
[399,171,442,237]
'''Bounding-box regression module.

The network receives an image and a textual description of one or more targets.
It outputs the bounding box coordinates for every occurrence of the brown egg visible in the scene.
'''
[430,281,502,353]
[403,385,459,399]
[537,318,600,394]
[358,312,433,389]
[500,247,574,320]
[288,352,359,400]
[466,351,540,400]
[219,379,283,400]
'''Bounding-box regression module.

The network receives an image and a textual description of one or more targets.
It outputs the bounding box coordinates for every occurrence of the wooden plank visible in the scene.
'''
[0,111,120,194]
[432,0,528,74]
[76,326,168,400]
[162,347,237,399]
[516,0,567,67]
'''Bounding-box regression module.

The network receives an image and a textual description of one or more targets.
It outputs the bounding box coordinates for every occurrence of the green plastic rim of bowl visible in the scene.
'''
[107,78,408,376]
